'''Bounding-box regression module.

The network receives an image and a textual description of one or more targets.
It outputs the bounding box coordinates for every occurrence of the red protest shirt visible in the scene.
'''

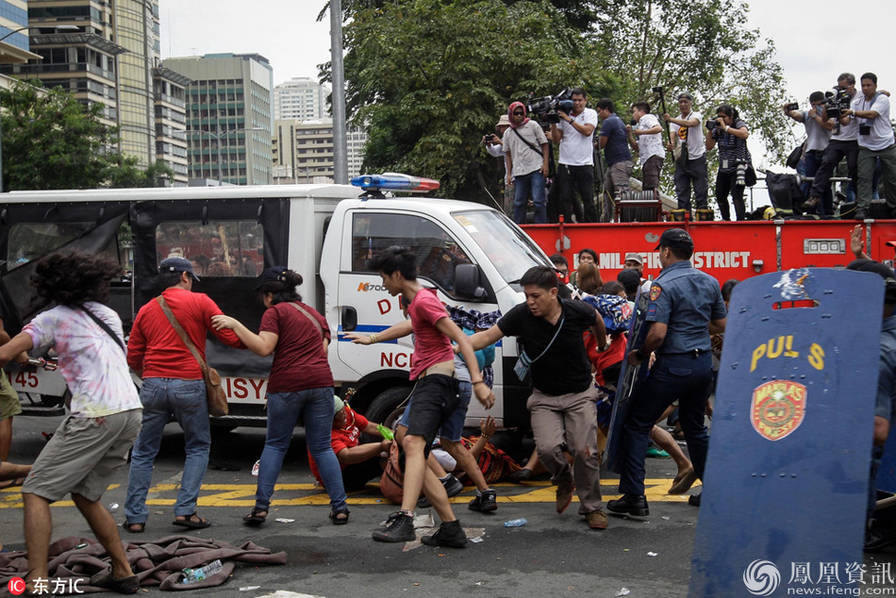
[584,331,627,386]
[309,406,369,483]
[407,288,454,380]
[127,287,243,379]
[259,301,333,393]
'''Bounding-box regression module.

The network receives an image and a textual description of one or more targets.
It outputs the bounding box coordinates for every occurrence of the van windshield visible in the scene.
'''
[452,210,551,285]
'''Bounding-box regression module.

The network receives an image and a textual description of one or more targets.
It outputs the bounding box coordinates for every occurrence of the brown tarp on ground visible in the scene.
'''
[0,535,287,592]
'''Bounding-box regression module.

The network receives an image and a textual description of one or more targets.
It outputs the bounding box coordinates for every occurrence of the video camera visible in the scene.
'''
[527,88,575,124]
[823,87,852,119]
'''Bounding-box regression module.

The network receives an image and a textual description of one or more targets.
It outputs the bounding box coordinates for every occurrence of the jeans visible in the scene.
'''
[513,170,547,224]
[618,353,713,497]
[125,378,209,522]
[809,139,858,201]
[673,154,709,210]
[556,164,596,222]
[798,149,833,216]
[255,388,347,512]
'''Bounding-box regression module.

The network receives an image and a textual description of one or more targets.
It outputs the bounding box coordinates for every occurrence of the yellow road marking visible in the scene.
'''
[0,478,701,509]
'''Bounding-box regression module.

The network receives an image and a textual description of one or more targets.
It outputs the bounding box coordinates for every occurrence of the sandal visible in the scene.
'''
[172,513,211,529]
[242,508,268,527]
[329,507,350,525]
[121,521,145,534]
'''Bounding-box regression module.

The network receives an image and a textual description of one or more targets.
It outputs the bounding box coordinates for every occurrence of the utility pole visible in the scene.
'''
[330,0,348,184]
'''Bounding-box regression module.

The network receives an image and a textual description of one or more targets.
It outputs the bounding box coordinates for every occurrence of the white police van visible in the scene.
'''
[0,175,549,429]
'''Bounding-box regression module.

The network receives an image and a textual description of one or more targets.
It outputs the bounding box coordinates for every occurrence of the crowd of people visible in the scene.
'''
[485,72,896,223]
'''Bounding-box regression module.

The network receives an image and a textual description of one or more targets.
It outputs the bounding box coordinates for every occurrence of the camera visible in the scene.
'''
[484,133,498,142]
[629,118,638,127]
[823,87,852,119]
[860,123,872,135]
[706,119,719,131]
[527,88,575,124]
[785,102,799,112]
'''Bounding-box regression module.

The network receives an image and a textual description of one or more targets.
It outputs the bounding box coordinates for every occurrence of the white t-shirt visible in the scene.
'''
[802,111,831,152]
[833,93,859,141]
[669,111,706,160]
[856,93,895,151]
[24,303,141,418]
[557,107,598,166]
[635,113,666,164]
[502,120,547,177]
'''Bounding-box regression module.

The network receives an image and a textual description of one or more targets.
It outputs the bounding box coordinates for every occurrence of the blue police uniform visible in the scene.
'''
[617,259,726,498]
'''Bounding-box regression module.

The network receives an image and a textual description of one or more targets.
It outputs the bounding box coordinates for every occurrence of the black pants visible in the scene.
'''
[673,154,709,210]
[715,170,746,221]
[556,164,597,222]
[809,139,858,200]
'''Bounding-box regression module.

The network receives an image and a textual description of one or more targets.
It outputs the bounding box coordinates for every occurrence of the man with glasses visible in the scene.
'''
[503,102,550,224]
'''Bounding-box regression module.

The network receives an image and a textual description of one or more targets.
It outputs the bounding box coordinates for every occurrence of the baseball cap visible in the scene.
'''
[678,91,694,101]
[256,266,288,290]
[496,114,510,127]
[624,252,643,265]
[655,228,694,251]
[159,256,199,281]
[333,396,345,416]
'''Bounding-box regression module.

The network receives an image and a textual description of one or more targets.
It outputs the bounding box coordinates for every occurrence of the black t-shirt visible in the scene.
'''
[498,298,596,396]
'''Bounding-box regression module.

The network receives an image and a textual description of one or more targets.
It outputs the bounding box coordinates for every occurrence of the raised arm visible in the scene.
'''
[210,314,278,357]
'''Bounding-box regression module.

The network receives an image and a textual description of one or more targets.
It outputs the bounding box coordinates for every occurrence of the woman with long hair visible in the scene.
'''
[211,267,349,525]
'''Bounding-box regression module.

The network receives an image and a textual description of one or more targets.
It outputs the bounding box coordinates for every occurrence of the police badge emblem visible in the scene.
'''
[750,380,806,441]
[649,284,661,301]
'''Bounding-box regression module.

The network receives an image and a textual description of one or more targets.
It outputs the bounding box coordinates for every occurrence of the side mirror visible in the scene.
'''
[454,263,487,300]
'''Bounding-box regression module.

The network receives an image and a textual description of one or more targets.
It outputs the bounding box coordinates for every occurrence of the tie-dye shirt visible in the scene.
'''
[24,302,141,418]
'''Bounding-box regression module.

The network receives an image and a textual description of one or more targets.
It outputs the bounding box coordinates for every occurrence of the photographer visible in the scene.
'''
[664,92,709,220]
[783,92,834,215]
[550,87,598,222]
[627,101,666,191]
[705,105,752,221]
[845,73,896,219]
[484,114,512,214]
[503,101,549,224]
[596,99,633,216]
[806,73,859,215]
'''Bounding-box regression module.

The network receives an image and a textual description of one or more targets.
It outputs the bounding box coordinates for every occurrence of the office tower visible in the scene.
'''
[153,66,190,186]
[273,76,329,121]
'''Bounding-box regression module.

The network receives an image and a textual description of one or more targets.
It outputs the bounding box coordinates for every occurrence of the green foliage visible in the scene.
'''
[0,80,166,190]
[342,0,617,200]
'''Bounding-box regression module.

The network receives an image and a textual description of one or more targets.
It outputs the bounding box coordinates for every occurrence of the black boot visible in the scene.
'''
[607,494,649,516]
[421,519,467,548]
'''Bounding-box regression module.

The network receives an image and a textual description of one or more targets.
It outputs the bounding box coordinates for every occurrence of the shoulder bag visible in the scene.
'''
[156,296,228,417]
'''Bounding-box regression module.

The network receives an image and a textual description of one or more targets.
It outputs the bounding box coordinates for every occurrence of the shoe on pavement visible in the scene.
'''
[421,519,467,548]
[688,492,702,507]
[372,512,415,543]
[646,446,670,458]
[468,489,497,513]
[607,494,649,517]
[556,478,574,514]
[585,509,608,530]
[668,468,698,494]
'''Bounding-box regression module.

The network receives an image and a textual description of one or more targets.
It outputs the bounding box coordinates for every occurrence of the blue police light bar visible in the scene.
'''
[350,173,440,192]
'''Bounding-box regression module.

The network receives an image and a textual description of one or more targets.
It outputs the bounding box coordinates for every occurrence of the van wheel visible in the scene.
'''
[364,386,411,429]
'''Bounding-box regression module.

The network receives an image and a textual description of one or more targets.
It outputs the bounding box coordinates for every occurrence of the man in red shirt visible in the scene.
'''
[309,397,391,491]
[362,247,494,548]
[123,257,243,532]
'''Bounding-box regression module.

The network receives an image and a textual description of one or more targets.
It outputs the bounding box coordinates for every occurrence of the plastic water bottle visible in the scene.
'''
[182,559,223,584]
[503,518,527,527]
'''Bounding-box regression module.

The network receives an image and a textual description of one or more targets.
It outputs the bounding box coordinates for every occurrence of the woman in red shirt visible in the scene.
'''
[212,267,349,525]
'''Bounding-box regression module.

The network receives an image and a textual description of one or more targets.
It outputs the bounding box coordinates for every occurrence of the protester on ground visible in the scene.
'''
[210,267,349,526]
[705,104,752,221]
[504,101,550,224]
[551,88,599,222]
[628,102,666,191]
[0,252,142,594]
[470,265,610,529]
[665,92,709,220]
[608,229,726,516]
[783,92,834,215]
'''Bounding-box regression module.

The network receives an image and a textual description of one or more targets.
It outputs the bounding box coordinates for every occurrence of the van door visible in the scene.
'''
[336,210,501,421]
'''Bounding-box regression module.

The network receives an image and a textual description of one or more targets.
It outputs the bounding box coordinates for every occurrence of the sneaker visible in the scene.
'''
[585,509,608,530]
[556,478,574,514]
[607,494,649,517]
[646,446,670,459]
[372,512,415,543]
[421,519,467,548]
[418,475,464,508]
[468,489,497,513]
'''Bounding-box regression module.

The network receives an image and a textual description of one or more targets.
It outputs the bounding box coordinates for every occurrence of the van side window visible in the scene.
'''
[8,221,129,271]
[156,221,263,277]
[352,213,471,293]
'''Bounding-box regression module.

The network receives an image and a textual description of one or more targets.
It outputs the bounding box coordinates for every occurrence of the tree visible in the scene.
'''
[0,80,167,190]
[340,0,617,200]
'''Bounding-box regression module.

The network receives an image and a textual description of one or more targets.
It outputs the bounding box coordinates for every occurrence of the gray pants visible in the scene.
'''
[527,386,602,513]
[858,144,896,213]
[674,154,709,210]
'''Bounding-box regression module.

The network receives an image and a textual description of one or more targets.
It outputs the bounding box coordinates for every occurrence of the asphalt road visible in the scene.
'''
[2,415,894,598]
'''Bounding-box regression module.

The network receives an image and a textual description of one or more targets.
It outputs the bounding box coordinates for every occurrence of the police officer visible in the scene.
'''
[607,228,726,516]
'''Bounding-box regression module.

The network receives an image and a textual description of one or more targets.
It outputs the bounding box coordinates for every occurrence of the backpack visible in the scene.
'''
[379,441,404,505]
[583,294,633,334]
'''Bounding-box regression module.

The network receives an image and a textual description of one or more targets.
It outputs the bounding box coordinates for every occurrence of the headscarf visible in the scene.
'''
[508,101,530,128]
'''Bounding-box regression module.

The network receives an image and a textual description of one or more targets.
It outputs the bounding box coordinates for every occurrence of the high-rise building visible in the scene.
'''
[347,125,367,179]
[163,53,273,185]
[2,0,158,167]
[0,0,38,64]
[272,118,367,184]
[273,76,329,121]
[153,66,190,186]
